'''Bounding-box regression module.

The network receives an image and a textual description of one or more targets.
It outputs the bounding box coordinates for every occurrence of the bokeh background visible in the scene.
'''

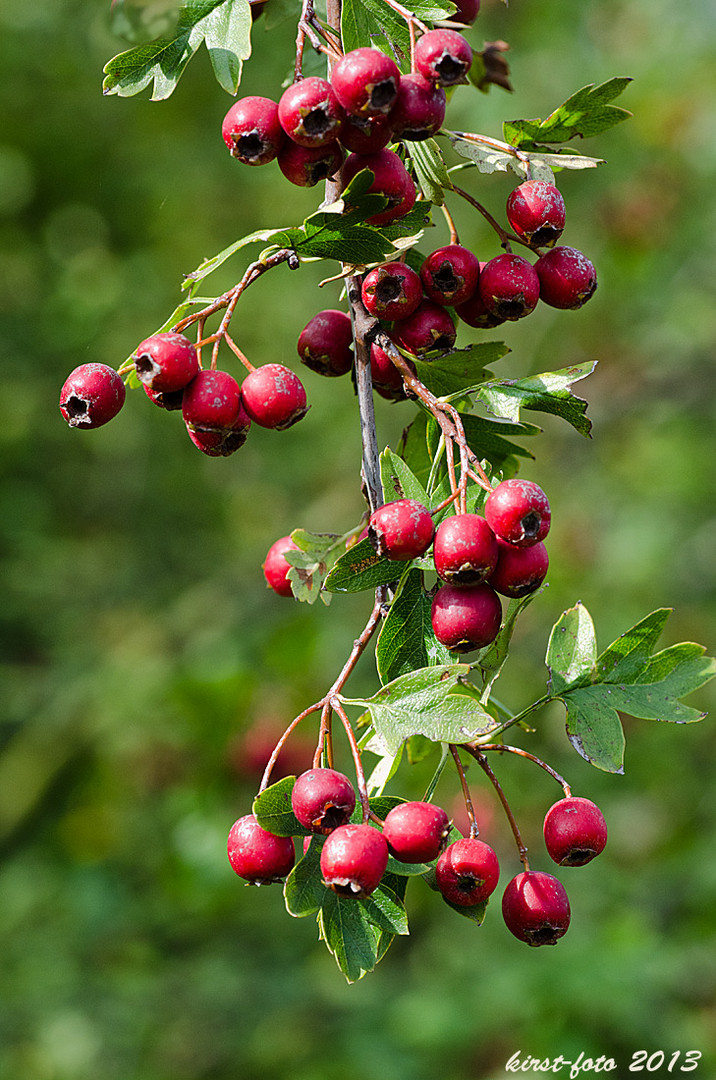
[2,0,715,1076]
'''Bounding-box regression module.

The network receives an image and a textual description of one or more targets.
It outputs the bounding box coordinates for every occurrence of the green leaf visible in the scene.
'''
[407,139,453,205]
[341,0,456,68]
[594,607,671,684]
[318,890,381,982]
[203,0,252,92]
[459,413,538,469]
[376,568,453,684]
[284,529,349,606]
[284,839,326,917]
[182,228,285,289]
[477,362,597,437]
[546,602,597,696]
[273,220,391,265]
[503,77,633,150]
[410,342,510,399]
[562,687,626,774]
[324,538,401,593]
[379,447,430,506]
[359,883,410,934]
[479,591,542,698]
[447,131,605,183]
[253,776,309,837]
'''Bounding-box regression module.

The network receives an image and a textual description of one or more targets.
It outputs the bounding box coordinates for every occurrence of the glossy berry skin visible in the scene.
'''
[320,823,389,898]
[489,538,549,598]
[133,332,199,393]
[297,310,353,377]
[277,140,344,187]
[59,363,126,429]
[240,364,308,430]
[383,801,450,864]
[484,479,551,547]
[421,245,480,307]
[431,582,502,652]
[291,768,356,834]
[342,149,416,226]
[331,47,401,117]
[543,797,607,866]
[452,0,480,26]
[535,246,597,310]
[338,112,394,154]
[502,870,571,946]
[185,411,250,456]
[368,498,435,561]
[478,254,540,321]
[361,262,423,321]
[277,76,344,147]
[506,181,566,248]
[389,73,446,141]
[414,29,473,87]
[227,814,295,884]
[222,96,285,165]
[263,535,299,597]
[392,300,456,356]
[182,369,244,433]
[370,342,409,400]
[433,513,499,586]
[143,384,184,411]
[435,838,500,906]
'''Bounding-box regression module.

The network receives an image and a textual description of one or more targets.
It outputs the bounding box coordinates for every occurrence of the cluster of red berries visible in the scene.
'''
[228,766,607,947]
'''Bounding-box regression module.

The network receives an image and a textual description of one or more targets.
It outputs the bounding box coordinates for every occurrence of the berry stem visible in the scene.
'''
[476,744,572,798]
[463,744,530,870]
[449,744,479,838]
[258,702,323,793]
[333,698,371,823]
[451,183,523,253]
[440,202,460,246]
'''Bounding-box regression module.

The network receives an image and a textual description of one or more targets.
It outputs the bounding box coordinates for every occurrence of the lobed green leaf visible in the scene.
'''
[477,362,597,438]
[503,77,633,150]
[253,775,308,837]
[376,568,452,685]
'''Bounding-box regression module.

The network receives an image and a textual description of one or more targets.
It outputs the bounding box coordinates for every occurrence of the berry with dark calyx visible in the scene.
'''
[185,410,250,456]
[543,797,607,867]
[291,768,357,834]
[502,870,571,946]
[484,478,551,547]
[143,384,185,411]
[392,300,456,357]
[455,266,506,329]
[414,29,474,87]
[222,96,285,165]
[338,112,394,154]
[382,801,450,864]
[59,363,126,429]
[182,369,244,434]
[331,47,401,117]
[431,582,502,652]
[535,246,598,310]
[227,814,295,884]
[368,498,435,561]
[506,180,566,248]
[277,76,344,147]
[489,538,549,598]
[420,245,481,307]
[389,73,446,141]
[451,0,480,27]
[342,149,417,226]
[297,309,353,377]
[433,513,499,586]
[133,331,199,393]
[277,140,344,187]
[263,535,299,597]
[478,253,540,321]
[435,838,500,906]
[240,364,308,430]
[361,262,423,321]
[370,341,409,401]
[320,823,389,898]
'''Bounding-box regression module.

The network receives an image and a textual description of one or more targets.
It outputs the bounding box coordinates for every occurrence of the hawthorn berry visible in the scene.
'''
[391,300,456,356]
[370,341,409,400]
[368,498,435,561]
[506,180,566,248]
[420,245,481,307]
[431,582,502,652]
[182,369,245,434]
[389,73,446,141]
[240,364,308,430]
[455,267,506,329]
[361,262,423,321]
[227,814,295,884]
[185,412,251,456]
[277,140,344,187]
[277,76,344,147]
[451,0,480,26]
[484,479,551,547]
[222,96,285,165]
[320,823,389,898]
[59,363,126,429]
[338,112,394,154]
[414,29,473,87]
[489,538,549,598]
[478,254,540,321]
[502,870,571,946]
[543,796,607,866]
[143,384,185,411]
[342,149,416,226]
[297,310,353,377]
[535,245,598,309]
[433,513,499,586]
[331,47,401,117]
[435,838,500,906]
[263,535,301,597]
[291,768,357,834]
[133,331,199,393]
[382,801,450,863]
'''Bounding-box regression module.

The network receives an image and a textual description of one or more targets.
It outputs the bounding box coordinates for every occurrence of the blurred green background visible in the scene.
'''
[1,0,715,1076]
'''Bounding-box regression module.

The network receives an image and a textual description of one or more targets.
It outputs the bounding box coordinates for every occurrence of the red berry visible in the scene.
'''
[451,0,480,27]
[389,73,446,141]
[227,814,295,884]
[361,262,423,321]
[59,363,126,429]
[133,332,199,393]
[342,149,417,226]
[489,538,549,597]
[382,801,450,863]
[506,180,566,248]
[420,245,481,307]
[222,96,285,165]
[455,265,506,328]
[478,254,540,321]
[320,823,389,898]
[263,535,299,597]
[143,384,185,411]
[331,47,401,117]
[240,364,308,430]
[297,310,353,377]
[535,246,597,310]
[185,412,250,456]
[291,768,356,834]
[502,870,571,946]
[431,582,502,652]
[484,479,551,547]
[433,513,498,586]
[370,341,409,400]
[368,498,435,561]
[414,29,473,87]
[338,112,394,154]
[435,838,500,906]
[392,300,456,356]
[182,369,244,433]
[277,76,344,147]
[277,140,344,187]
[543,797,607,866]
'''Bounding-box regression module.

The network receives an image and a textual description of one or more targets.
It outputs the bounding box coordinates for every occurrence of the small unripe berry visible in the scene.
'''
[222,96,285,165]
[342,149,417,226]
[291,768,357,834]
[331,47,401,117]
[502,870,571,946]
[414,29,473,87]
[133,332,199,393]
[433,513,498,586]
[391,300,456,356]
[59,363,126,429]
[182,369,245,434]
[543,796,607,866]
[435,838,500,906]
[368,498,435,561]
[277,140,344,187]
[489,538,549,597]
[297,310,353,377]
[227,814,295,884]
[535,246,597,309]
[383,801,450,863]
[263,535,299,597]
[241,364,308,430]
[431,582,502,652]
[420,245,481,307]
[320,823,389,898]
[277,76,344,147]
[484,479,551,547]
[506,181,566,248]
[389,73,446,141]
[361,262,423,321]
[478,254,540,321]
